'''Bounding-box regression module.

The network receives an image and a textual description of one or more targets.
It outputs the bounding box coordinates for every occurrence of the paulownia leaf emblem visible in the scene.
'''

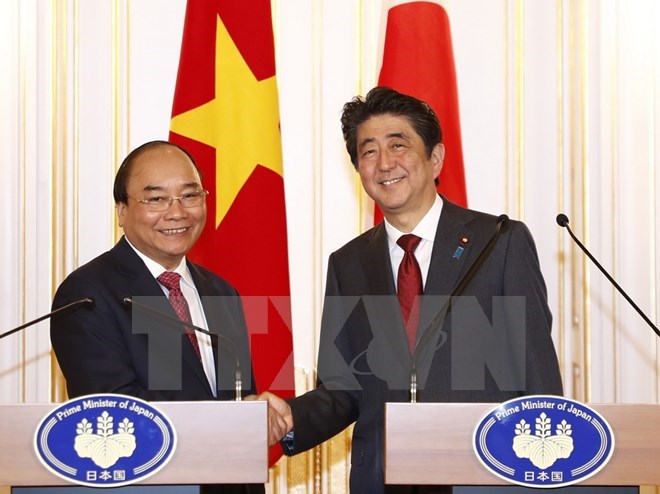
[74,411,136,468]
[512,413,574,469]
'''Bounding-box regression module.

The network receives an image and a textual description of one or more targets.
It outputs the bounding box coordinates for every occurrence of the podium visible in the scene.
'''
[0,400,268,488]
[385,402,660,487]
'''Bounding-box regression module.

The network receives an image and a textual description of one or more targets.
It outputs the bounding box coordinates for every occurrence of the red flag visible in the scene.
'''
[168,0,294,465]
[377,0,468,223]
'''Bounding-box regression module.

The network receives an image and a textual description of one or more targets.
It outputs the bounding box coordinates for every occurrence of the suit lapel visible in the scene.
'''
[414,199,479,385]
[192,262,248,398]
[188,262,221,363]
[360,224,412,366]
[360,223,396,296]
[112,238,212,394]
[112,237,164,297]
[424,199,477,297]
[416,199,479,355]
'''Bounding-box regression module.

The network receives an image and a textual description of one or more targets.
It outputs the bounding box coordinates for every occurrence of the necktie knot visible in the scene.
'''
[157,272,182,292]
[397,234,422,253]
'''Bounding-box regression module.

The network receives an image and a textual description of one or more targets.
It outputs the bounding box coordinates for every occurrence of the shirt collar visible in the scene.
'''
[124,237,194,287]
[384,195,443,251]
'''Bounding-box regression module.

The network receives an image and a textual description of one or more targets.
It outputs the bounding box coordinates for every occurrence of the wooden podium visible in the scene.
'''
[385,402,660,487]
[0,400,268,487]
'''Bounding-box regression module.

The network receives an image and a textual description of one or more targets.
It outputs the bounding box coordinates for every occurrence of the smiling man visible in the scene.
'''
[115,142,208,271]
[50,141,264,493]
[260,87,563,494]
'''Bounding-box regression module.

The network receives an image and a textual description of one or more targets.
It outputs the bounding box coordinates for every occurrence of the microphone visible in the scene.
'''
[409,214,509,403]
[0,297,95,340]
[557,213,660,338]
[122,296,244,400]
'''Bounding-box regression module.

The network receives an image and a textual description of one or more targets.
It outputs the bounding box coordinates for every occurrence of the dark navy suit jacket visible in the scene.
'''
[51,236,263,493]
[51,236,255,400]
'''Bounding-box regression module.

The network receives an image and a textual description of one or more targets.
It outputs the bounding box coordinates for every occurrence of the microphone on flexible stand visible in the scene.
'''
[556,213,660,338]
[409,214,510,403]
[0,297,95,340]
[122,296,244,400]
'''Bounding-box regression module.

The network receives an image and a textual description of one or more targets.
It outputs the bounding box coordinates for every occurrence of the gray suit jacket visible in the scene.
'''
[286,198,563,494]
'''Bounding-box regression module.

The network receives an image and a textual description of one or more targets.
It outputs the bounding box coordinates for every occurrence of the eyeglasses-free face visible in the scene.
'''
[356,113,443,231]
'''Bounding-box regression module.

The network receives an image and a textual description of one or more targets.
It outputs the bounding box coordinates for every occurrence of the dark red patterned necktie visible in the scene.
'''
[157,271,202,362]
[397,234,423,352]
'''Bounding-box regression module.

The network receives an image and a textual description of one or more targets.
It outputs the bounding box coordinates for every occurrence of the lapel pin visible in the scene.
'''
[453,236,470,259]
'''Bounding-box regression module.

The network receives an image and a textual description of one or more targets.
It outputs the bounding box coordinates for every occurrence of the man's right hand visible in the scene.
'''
[245,391,294,446]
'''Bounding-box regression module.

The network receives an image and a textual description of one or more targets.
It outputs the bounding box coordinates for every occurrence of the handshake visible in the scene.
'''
[245,392,294,446]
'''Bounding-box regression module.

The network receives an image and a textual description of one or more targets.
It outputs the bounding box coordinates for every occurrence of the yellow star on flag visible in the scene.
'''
[170,14,283,228]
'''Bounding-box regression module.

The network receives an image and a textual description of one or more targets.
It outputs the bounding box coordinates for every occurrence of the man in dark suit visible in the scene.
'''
[260,87,563,493]
[51,140,265,493]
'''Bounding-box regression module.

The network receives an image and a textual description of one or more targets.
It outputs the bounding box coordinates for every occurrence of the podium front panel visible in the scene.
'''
[0,401,268,487]
[385,402,660,486]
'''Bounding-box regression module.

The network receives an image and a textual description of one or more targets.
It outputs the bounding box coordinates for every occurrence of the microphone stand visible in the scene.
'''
[122,297,244,401]
[0,298,94,340]
[410,215,509,403]
[557,214,660,338]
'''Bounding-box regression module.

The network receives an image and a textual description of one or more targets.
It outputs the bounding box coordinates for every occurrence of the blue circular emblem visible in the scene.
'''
[34,394,177,487]
[473,395,615,488]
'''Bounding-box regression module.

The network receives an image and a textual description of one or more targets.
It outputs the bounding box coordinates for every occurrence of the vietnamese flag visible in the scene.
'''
[377,0,468,223]
[168,0,294,465]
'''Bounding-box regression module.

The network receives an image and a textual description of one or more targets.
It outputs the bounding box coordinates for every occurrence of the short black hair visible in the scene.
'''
[113,140,201,204]
[340,86,442,169]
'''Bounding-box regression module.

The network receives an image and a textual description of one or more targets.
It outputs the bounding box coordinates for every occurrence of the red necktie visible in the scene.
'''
[397,234,423,352]
[157,271,202,362]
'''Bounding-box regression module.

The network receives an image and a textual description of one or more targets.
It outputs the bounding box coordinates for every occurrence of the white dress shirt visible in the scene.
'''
[384,194,443,290]
[126,239,217,396]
